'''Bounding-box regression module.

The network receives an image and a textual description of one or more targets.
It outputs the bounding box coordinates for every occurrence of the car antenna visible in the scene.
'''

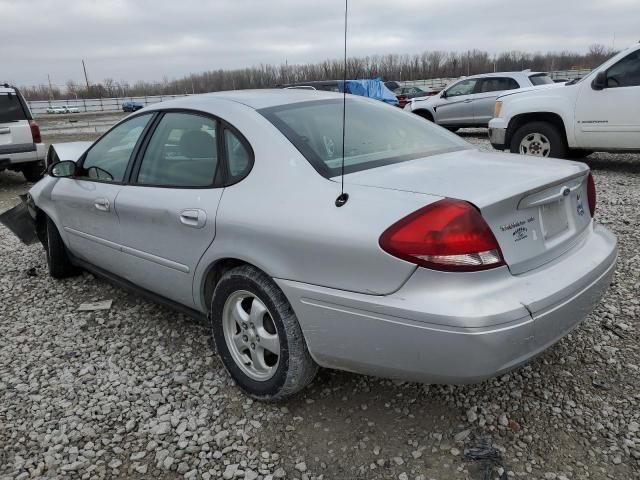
[335,0,349,207]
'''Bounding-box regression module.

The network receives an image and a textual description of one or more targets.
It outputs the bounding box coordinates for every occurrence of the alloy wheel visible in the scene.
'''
[222,290,280,381]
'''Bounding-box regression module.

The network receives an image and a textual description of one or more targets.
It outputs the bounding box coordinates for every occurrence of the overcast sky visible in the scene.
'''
[2,0,638,87]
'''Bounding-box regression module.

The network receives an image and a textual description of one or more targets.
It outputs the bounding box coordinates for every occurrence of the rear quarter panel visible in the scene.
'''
[192,104,441,310]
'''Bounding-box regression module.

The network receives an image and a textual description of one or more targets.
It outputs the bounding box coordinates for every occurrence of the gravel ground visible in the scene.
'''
[1,123,639,480]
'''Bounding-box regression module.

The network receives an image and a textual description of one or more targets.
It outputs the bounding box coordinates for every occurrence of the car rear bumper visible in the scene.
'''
[276,224,616,384]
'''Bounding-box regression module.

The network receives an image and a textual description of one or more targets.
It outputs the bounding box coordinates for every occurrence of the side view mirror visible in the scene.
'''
[440,90,448,99]
[48,160,77,178]
[591,71,606,91]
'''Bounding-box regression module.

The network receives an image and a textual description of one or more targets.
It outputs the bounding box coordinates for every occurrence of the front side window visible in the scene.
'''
[136,112,218,187]
[79,113,152,182]
[445,79,477,97]
[606,50,640,88]
[260,98,470,177]
[479,77,520,93]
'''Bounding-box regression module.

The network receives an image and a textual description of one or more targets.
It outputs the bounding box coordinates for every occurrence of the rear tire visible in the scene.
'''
[45,217,80,279]
[211,265,318,401]
[413,110,434,122]
[21,162,44,182]
[510,121,567,159]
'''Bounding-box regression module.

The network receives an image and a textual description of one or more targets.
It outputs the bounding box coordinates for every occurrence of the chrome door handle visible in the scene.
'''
[0,128,10,135]
[179,209,206,228]
[94,198,110,212]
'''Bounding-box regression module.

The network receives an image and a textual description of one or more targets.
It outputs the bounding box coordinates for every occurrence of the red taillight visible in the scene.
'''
[379,199,505,272]
[29,120,41,143]
[587,172,596,217]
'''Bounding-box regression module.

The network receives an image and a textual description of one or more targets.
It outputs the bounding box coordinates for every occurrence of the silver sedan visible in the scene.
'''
[28,90,617,400]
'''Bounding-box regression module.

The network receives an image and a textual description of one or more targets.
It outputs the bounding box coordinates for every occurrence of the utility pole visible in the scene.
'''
[82,59,90,95]
[47,74,54,100]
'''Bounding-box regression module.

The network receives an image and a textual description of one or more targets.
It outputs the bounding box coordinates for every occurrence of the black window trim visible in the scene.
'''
[74,111,158,186]
[604,50,640,90]
[72,108,254,189]
[127,108,255,190]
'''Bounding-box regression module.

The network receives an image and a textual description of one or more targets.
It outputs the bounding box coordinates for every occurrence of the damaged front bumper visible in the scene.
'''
[0,194,40,245]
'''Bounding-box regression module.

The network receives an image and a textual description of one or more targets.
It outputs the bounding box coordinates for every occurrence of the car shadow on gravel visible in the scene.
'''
[581,154,640,174]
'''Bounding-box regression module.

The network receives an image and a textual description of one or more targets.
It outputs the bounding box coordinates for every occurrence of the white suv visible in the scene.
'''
[404,71,554,130]
[489,43,640,158]
[0,84,45,181]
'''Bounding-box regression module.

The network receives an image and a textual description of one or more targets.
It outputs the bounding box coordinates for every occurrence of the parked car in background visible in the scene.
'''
[0,84,45,181]
[489,43,640,158]
[25,90,616,400]
[394,86,436,108]
[63,105,80,114]
[46,105,67,114]
[122,100,144,112]
[405,71,554,130]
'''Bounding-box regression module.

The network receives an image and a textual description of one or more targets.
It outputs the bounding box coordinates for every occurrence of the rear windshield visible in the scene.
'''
[0,93,29,122]
[259,98,469,177]
[529,74,554,86]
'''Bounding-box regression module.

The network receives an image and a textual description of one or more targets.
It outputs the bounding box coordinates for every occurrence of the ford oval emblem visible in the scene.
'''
[562,187,570,197]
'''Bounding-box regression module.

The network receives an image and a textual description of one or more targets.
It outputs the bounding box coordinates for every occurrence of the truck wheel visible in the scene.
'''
[211,265,318,401]
[45,217,80,279]
[21,162,44,182]
[510,121,567,159]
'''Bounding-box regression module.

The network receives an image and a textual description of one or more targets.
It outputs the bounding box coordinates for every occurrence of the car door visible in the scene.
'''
[473,77,520,126]
[433,79,478,126]
[574,49,640,149]
[51,113,154,273]
[114,111,252,308]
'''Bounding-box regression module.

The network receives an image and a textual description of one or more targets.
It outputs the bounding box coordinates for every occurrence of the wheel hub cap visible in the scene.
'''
[222,291,280,381]
[519,132,551,157]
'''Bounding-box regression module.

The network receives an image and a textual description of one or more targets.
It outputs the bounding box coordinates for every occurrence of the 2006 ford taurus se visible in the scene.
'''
[27,89,617,400]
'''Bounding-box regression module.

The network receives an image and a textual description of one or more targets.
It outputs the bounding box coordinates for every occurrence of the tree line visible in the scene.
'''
[20,44,615,101]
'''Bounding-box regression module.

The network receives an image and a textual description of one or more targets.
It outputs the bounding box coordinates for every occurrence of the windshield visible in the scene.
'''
[260,98,470,177]
[529,74,554,86]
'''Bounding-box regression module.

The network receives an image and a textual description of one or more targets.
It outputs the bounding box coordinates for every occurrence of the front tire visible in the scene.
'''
[211,265,318,400]
[510,121,567,159]
[45,217,79,279]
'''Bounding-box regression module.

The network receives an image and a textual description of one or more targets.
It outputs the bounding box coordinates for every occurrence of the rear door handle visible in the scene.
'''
[179,209,206,228]
[94,198,110,212]
[464,99,473,103]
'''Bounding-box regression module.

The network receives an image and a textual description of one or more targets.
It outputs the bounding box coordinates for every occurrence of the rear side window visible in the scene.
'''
[0,93,28,122]
[136,113,219,187]
[479,77,520,93]
[224,129,251,180]
[529,74,554,86]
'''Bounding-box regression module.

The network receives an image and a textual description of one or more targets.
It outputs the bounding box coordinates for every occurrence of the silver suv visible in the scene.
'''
[404,71,553,130]
[0,84,45,181]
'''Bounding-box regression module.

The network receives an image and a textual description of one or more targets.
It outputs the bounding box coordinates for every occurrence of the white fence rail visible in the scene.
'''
[28,69,592,115]
[28,94,191,116]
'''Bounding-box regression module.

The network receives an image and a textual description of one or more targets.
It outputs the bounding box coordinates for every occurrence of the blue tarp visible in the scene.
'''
[338,78,398,105]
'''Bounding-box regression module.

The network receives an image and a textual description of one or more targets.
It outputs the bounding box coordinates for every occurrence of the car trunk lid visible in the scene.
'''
[342,149,592,274]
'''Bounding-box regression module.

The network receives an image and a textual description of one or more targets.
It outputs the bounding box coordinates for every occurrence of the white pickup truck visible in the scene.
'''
[489,43,640,158]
